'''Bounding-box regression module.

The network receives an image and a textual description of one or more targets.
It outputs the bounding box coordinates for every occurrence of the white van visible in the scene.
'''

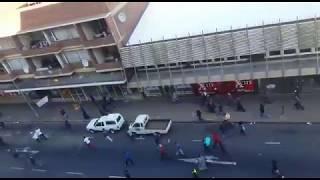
[86,113,125,133]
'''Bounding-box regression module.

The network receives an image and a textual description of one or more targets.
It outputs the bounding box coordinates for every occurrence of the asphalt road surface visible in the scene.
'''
[0,122,319,178]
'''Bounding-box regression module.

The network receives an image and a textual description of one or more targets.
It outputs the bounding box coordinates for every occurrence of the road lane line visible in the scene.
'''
[206,160,237,165]
[135,137,144,140]
[10,167,24,170]
[264,142,280,145]
[192,139,201,142]
[65,172,84,175]
[106,136,113,142]
[109,176,125,178]
[32,169,47,172]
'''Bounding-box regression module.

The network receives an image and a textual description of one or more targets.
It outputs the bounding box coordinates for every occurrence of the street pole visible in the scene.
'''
[12,80,39,120]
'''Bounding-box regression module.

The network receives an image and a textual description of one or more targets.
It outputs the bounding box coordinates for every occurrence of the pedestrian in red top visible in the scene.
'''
[212,132,226,153]
[159,144,167,160]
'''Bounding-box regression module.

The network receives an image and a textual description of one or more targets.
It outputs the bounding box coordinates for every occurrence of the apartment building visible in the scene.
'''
[0,2,148,103]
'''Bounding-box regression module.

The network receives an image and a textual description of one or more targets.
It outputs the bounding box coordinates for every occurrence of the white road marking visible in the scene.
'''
[1,134,12,137]
[135,137,144,140]
[109,176,125,178]
[206,160,237,166]
[264,142,281,145]
[10,167,24,170]
[167,138,171,143]
[258,153,263,156]
[65,172,84,175]
[32,169,47,172]
[106,136,113,142]
[192,139,201,142]
[306,122,312,125]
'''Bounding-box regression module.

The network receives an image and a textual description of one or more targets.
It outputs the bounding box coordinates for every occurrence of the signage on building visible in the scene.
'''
[192,80,257,95]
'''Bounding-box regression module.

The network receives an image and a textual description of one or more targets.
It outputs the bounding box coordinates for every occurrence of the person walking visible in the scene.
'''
[154,133,161,146]
[83,136,95,149]
[196,110,202,121]
[238,121,246,136]
[203,135,212,153]
[260,103,265,118]
[175,142,185,157]
[236,98,246,112]
[212,132,226,153]
[124,151,134,167]
[159,144,167,160]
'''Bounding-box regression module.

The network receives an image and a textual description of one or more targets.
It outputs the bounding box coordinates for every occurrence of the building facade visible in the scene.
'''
[0,2,148,103]
[120,17,320,97]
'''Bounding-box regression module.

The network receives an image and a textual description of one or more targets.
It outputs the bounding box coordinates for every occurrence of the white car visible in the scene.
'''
[86,113,125,134]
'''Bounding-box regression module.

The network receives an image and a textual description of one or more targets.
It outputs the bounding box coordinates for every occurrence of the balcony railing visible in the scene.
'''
[34,64,74,79]
[95,61,122,73]
[0,73,17,82]
[0,48,21,59]
[21,41,61,57]
[83,35,115,48]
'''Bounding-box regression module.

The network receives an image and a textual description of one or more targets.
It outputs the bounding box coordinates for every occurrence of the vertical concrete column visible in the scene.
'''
[55,54,65,68]
[176,35,186,85]
[139,40,149,87]
[295,17,302,77]
[1,61,11,74]
[246,24,254,80]
[42,31,52,45]
[150,38,162,87]
[230,26,238,80]
[314,16,320,74]
[74,24,88,41]
[188,33,198,84]
[202,31,210,83]
[278,19,285,78]
[11,36,23,51]
[163,36,173,86]
[87,49,98,65]
[215,28,224,81]
[127,43,141,89]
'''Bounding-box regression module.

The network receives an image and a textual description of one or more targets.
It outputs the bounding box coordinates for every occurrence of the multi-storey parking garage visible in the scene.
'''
[120,17,320,97]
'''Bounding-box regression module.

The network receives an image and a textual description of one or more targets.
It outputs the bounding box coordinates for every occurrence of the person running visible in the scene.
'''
[212,132,226,153]
[124,151,134,167]
[83,136,95,149]
[238,121,246,136]
[175,142,185,157]
[260,103,265,118]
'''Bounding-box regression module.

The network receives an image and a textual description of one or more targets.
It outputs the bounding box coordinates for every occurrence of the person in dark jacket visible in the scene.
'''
[196,110,202,121]
[260,103,265,118]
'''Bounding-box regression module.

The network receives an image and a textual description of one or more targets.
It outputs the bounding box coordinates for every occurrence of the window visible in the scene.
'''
[269,50,281,56]
[116,116,121,122]
[7,59,28,71]
[133,123,140,128]
[95,122,104,126]
[284,49,296,54]
[227,57,236,60]
[105,121,116,125]
[300,48,311,53]
[157,64,165,68]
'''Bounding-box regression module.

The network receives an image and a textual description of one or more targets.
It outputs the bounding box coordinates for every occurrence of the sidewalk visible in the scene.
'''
[0,93,319,124]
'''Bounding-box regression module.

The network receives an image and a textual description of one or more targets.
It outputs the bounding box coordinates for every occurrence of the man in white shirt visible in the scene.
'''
[32,128,45,142]
[83,136,94,149]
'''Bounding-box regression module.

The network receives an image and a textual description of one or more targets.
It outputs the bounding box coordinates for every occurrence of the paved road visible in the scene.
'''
[0,122,319,178]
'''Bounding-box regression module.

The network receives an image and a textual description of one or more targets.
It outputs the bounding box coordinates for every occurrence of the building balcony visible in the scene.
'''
[34,64,74,79]
[0,73,17,82]
[83,35,115,48]
[56,38,82,50]
[95,61,123,73]
[21,42,62,57]
[0,48,21,59]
